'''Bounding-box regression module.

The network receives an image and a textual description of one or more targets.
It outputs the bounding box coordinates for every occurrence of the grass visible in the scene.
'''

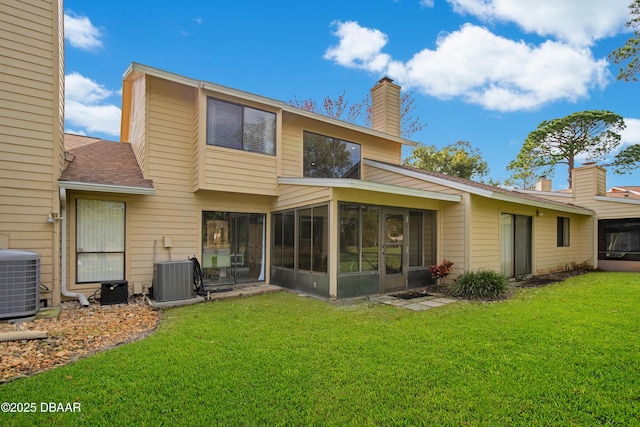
[1,272,640,426]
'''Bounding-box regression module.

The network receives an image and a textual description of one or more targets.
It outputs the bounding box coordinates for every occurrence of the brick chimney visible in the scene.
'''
[572,162,607,198]
[535,175,552,192]
[370,77,401,137]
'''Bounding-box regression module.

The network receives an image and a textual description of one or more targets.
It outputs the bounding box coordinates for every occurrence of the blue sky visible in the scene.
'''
[63,0,640,189]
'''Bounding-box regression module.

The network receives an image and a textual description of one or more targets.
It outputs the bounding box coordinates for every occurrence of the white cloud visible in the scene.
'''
[325,21,609,112]
[324,21,391,73]
[64,11,102,51]
[446,0,630,46]
[621,118,640,147]
[420,0,435,7]
[65,73,120,137]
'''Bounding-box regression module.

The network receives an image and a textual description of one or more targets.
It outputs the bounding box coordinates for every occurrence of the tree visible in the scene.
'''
[403,140,490,181]
[508,110,626,189]
[607,144,640,174]
[610,0,640,82]
[289,90,426,138]
[504,150,541,190]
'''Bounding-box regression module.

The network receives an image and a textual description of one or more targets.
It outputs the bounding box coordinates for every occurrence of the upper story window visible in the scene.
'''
[207,97,276,155]
[303,131,361,179]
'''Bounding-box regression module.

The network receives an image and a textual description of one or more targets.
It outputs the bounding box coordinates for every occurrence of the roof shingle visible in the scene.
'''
[60,134,154,190]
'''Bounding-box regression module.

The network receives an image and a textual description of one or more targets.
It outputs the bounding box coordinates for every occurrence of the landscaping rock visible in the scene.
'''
[0,296,159,383]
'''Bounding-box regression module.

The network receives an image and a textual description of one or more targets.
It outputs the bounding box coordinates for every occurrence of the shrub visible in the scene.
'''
[450,270,509,300]
[429,259,454,281]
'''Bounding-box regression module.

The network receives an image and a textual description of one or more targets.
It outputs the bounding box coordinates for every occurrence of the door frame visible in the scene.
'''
[381,208,408,292]
[500,213,532,278]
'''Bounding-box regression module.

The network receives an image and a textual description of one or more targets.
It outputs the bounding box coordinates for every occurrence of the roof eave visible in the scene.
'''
[278,177,462,203]
[59,181,156,195]
[124,62,417,147]
[364,159,593,216]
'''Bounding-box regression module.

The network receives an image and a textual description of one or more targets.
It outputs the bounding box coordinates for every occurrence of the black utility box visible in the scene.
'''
[101,280,128,305]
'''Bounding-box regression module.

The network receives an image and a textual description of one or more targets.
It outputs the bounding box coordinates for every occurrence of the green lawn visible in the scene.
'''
[1,272,639,426]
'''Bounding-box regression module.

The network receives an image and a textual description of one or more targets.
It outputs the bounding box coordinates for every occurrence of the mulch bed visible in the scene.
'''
[0,297,160,384]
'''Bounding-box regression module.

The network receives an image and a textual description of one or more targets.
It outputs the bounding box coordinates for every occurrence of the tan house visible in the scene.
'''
[52,63,602,301]
[0,0,636,310]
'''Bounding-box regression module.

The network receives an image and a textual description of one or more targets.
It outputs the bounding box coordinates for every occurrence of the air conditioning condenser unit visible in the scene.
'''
[153,260,193,302]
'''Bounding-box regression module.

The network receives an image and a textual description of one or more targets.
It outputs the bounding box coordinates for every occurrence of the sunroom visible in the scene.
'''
[271,178,461,299]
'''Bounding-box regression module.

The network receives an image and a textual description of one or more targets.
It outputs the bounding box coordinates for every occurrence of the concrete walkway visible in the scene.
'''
[368,291,457,311]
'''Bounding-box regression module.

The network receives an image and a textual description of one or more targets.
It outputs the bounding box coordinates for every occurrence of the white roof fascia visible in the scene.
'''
[278,177,462,203]
[59,181,156,195]
[125,63,417,147]
[595,195,640,205]
[364,159,592,216]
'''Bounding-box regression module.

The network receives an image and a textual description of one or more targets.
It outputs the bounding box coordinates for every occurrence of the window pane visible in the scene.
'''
[340,205,360,273]
[77,253,124,283]
[335,139,361,178]
[501,214,514,277]
[423,211,437,266]
[557,217,570,247]
[207,98,242,149]
[599,218,640,261]
[272,213,283,267]
[282,212,295,268]
[361,206,379,271]
[244,107,275,155]
[313,205,329,273]
[304,132,334,178]
[76,199,125,283]
[409,211,423,267]
[298,209,312,271]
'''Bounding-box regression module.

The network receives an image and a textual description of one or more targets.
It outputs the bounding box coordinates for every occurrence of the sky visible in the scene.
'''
[63,0,640,189]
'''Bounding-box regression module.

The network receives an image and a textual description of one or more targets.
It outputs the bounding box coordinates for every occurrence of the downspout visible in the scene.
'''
[59,187,89,307]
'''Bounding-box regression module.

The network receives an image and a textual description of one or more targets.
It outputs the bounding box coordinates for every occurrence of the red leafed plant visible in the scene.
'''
[429,259,454,281]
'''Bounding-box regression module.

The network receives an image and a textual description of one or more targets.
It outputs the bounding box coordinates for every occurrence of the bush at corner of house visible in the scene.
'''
[450,270,510,300]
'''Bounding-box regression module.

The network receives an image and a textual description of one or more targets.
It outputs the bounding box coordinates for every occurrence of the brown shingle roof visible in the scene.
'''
[60,134,154,190]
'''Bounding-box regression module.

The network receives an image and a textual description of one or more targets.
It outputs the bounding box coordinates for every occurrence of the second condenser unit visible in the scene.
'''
[152,260,193,302]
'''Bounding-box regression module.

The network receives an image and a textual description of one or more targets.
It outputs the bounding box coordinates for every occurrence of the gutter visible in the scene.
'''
[59,187,89,307]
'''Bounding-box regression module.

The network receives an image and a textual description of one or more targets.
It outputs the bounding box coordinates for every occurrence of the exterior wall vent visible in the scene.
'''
[0,249,40,319]
[153,260,193,302]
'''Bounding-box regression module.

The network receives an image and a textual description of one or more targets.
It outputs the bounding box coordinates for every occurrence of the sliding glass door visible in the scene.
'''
[202,212,265,284]
[501,214,532,278]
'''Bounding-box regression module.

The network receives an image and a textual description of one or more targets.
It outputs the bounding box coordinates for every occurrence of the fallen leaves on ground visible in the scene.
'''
[0,297,159,383]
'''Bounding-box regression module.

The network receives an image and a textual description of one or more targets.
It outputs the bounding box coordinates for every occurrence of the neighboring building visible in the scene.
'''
[523,164,640,273]
[0,1,636,308]
[0,0,65,306]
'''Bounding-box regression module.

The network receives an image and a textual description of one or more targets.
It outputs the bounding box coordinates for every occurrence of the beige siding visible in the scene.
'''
[440,198,467,278]
[203,146,278,194]
[273,185,332,211]
[128,74,147,174]
[191,87,201,191]
[281,112,403,178]
[363,164,463,196]
[469,196,593,275]
[68,76,276,295]
[0,0,62,304]
[194,90,280,194]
